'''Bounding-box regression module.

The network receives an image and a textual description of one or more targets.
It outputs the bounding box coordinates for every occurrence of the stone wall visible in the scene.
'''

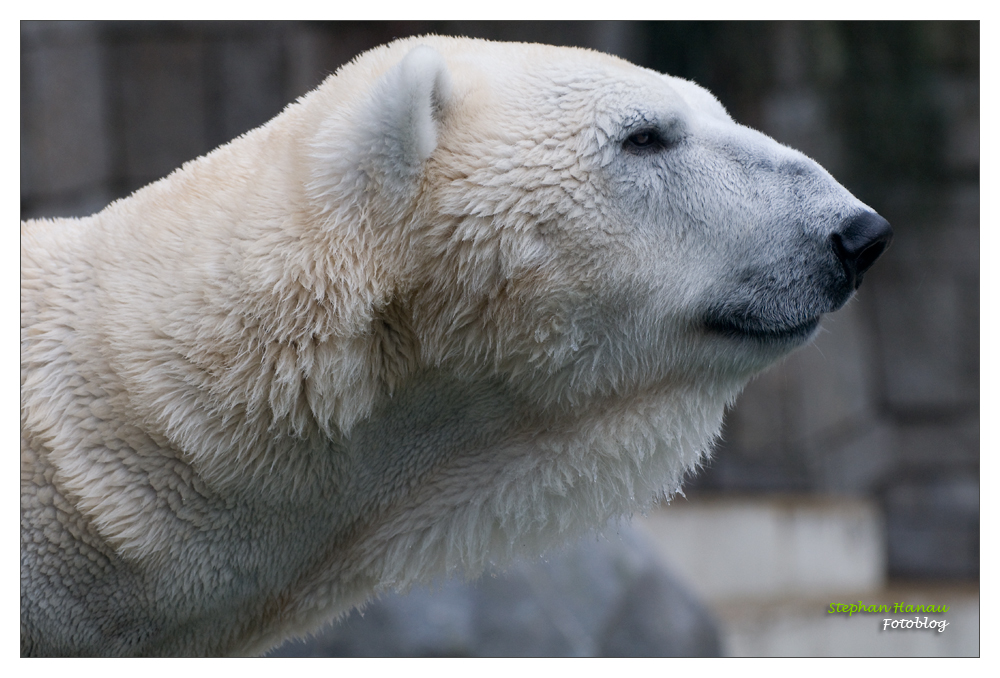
[20,21,979,580]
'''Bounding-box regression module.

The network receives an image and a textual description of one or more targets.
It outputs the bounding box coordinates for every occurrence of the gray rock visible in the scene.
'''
[267,523,721,657]
[885,475,980,579]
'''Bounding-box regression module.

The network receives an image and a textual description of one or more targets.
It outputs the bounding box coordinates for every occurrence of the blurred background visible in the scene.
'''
[20,21,980,656]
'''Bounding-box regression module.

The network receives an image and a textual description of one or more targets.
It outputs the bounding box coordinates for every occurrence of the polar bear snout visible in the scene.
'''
[830,211,893,290]
[700,209,891,346]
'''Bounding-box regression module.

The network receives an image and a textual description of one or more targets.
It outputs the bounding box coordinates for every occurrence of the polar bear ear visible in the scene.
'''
[367,45,453,178]
[310,45,453,217]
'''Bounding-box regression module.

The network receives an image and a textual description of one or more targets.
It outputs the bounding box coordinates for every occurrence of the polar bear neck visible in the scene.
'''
[232,373,729,656]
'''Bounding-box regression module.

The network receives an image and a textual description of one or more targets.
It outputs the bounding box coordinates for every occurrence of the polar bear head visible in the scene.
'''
[303,38,890,418]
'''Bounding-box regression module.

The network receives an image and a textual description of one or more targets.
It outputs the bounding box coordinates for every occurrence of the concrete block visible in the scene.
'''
[116,39,209,189]
[878,184,979,272]
[810,422,897,495]
[872,274,976,411]
[693,450,810,493]
[921,21,979,69]
[721,366,789,460]
[945,184,983,270]
[769,21,809,88]
[637,497,886,602]
[581,21,647,64]
[284,23,390,101]
[885,475,979,579]
[216,36,287,145]
[20,190,116,221]
[785,299,877,446]
[760,88,845,174]
[284,25,335,101]
[894,418,980,468]
[719,584,979,656]
[20,37,110,198]
[929,75,979,174]
[20,20,102,46]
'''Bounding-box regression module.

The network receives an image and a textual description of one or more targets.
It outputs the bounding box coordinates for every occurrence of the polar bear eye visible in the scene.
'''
[623,128,666,155]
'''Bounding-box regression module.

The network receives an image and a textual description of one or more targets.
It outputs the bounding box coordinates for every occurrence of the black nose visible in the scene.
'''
[830,211,893,289]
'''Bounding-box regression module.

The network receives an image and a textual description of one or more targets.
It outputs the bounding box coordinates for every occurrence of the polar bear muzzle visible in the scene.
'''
[703,208,891,344]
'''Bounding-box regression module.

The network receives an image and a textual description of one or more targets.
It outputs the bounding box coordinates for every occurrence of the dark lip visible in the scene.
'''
[704,315,821,343]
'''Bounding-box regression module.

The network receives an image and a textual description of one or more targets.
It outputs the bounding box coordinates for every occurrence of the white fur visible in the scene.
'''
[21,36,874,656]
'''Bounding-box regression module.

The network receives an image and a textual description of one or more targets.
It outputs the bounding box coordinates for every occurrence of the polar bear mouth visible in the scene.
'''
[702,311,821,343]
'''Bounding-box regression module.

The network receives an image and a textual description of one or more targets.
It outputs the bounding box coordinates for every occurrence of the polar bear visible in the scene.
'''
[20,36,891,656]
